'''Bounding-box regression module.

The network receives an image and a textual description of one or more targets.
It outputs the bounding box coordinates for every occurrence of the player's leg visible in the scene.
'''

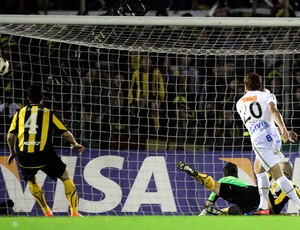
[176,162,217,191]
[269,163,300,211]
[254,158,270,213]
[21,167,53,217]
[59,170,81,217]
[44,154,81,217]
[28,176,53,217]
[227,206,244,215]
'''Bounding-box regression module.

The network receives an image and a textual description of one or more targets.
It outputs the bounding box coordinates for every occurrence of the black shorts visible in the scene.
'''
[219,183,260,213]
[18,150,66,181]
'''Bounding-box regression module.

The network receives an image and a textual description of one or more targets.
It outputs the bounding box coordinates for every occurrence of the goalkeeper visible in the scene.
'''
[177,161,300,215]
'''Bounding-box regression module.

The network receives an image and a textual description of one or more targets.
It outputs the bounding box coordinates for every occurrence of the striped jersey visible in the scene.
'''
[8,103,68,153]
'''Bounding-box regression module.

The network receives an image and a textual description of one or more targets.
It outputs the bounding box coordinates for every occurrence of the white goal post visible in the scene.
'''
[0,15,300,216]
[2,15,300,26]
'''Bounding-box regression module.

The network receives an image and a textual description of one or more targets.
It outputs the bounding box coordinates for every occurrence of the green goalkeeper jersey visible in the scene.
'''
[208,176,249,202]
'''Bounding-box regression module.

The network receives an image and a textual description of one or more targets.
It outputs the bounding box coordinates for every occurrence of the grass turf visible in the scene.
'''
[2,216,300,230]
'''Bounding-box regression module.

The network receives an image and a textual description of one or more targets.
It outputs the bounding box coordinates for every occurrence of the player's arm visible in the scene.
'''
[201,204,225,216]
[268,102,295,143]
[129,71,138,105]
[206,200,214,206]
[199,197,224,216]
[7,132,16,165]
[199,199,215,216]
[7,112,18,165]
[154,68,165,101]
[52,112,85,155]
[62,131,84,155]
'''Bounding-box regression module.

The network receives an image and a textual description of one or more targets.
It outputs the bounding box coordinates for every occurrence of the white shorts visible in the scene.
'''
[252,130,284,171]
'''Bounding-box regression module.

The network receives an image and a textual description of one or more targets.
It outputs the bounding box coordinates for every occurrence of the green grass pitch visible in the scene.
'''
[2,216,300,230]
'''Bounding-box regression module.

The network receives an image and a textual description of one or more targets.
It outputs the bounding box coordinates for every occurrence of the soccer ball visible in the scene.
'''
[0,58,9,76]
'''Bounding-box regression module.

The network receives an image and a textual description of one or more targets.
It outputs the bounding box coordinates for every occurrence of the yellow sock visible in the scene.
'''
[63,179,79,214]
[194,173,216,190]
[28,181,51,215]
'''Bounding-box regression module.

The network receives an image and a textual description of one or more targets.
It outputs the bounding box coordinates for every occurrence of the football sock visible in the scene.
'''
[277,176,300,210]
[194,173,216,190]
[256,172,269,210]
[63,179,79,215]
[28,180,51,215]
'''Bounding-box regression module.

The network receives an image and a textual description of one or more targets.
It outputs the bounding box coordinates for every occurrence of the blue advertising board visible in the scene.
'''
[0,149,299,215]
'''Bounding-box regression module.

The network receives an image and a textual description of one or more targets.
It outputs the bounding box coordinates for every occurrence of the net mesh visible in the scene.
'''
[2,21,300,55]
[0,16,300,215]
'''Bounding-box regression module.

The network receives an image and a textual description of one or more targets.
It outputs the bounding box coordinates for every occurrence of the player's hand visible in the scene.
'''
[288,131,298,142]
[281,129,291,143]
[204,205,225,215]
[7,153,17,165]
[72,143,85,155]
[198,209,208,216]
[282,130,298,143]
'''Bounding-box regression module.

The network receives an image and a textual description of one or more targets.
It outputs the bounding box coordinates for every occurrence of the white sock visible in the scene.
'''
[277,176,300,210]
[256,172,270,210]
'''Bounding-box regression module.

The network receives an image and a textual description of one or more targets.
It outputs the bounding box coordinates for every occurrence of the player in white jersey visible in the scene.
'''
[236,72,300,215]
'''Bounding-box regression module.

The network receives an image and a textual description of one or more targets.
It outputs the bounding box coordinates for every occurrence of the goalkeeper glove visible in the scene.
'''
[204,205,225,215]
[198,209,208,216]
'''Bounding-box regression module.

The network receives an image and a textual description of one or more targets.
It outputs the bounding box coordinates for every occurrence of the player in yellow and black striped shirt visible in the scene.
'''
[6,84,84,217]
[268,161,300,214]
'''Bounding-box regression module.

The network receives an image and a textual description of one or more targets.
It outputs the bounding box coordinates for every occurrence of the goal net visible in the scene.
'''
[0,15,300,216]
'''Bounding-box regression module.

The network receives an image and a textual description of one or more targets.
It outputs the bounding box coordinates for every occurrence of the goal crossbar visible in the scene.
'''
[1,16,300,56]
[0,15,300,27]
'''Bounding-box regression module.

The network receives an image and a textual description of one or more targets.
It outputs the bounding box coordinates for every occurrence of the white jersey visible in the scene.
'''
[236,90,280,144]
[237,90,284,170]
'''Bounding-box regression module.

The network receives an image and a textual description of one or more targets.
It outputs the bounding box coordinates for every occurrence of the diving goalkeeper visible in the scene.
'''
[177,161,300,215]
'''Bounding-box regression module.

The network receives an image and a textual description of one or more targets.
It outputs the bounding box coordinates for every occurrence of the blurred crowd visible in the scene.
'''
[1,32,300,152]
[1,0,300,151]
[0,0,299,17]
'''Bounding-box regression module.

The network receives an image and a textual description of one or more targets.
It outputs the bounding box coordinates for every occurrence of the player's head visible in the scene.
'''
[244,73,263,91]
[223,162,238,178]
[279,161,293,179]
[27,84,44,103]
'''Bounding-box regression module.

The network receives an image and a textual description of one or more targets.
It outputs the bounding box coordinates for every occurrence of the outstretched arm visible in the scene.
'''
[62,131,84,155]
[7,133,17,165]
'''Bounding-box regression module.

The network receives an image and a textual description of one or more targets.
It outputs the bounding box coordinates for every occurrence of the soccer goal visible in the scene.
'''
[0,15,300,216]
